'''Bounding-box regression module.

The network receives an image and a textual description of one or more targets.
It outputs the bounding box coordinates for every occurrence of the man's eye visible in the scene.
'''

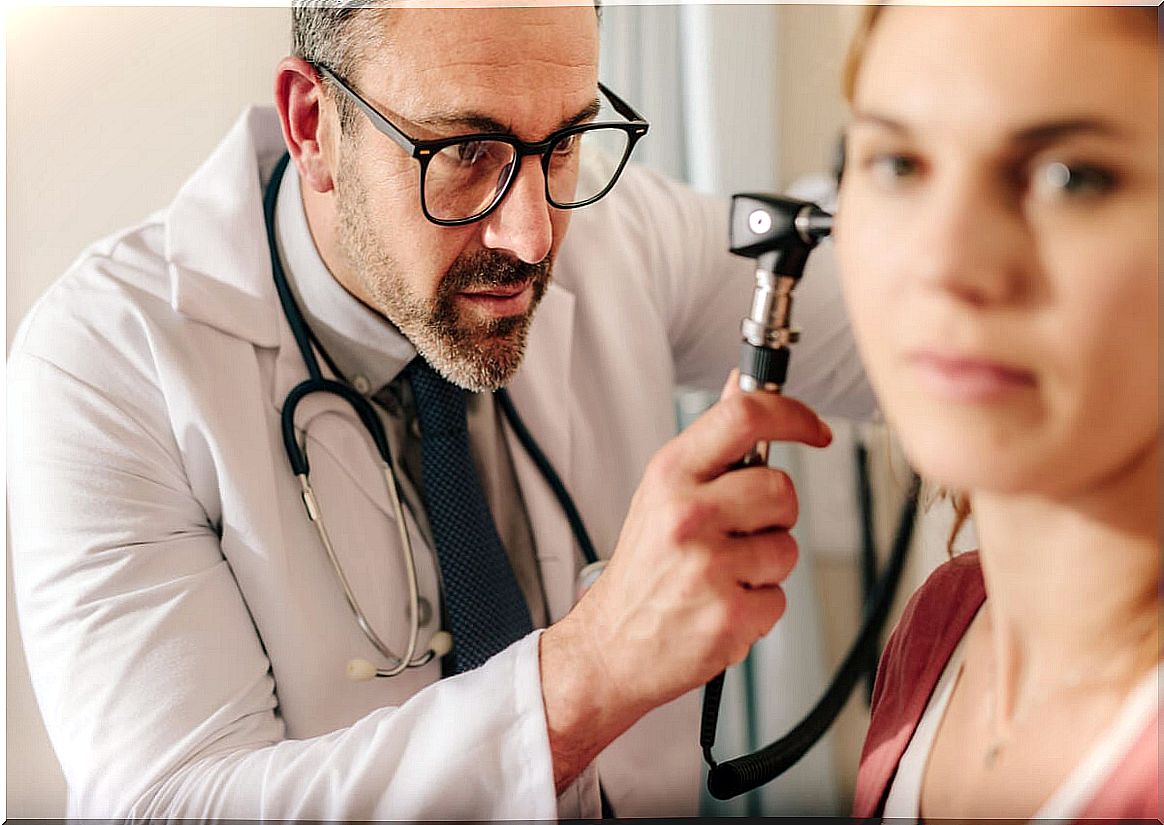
[456,141,489,164]
[1035,161,1116,199]
[553,134,580,156]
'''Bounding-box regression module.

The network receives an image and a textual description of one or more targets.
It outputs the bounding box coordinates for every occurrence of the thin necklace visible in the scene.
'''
[981,642,1157,769]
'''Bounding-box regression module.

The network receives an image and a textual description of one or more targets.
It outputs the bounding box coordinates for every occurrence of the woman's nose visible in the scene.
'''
[911,172,1033,307]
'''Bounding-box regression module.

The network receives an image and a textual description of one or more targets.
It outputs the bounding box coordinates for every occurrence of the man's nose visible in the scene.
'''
[912,173,1032,306]
[480,155,554,265]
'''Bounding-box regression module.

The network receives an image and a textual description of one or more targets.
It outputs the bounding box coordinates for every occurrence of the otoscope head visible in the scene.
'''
[730,193,834,395]
[729,194,833,263]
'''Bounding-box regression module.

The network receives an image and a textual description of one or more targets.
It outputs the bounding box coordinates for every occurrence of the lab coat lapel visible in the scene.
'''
[161,103,399,524]
[504,283,578,623]
[167,106,286,348]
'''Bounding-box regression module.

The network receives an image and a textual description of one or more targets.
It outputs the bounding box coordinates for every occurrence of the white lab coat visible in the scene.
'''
[7,107,874,819]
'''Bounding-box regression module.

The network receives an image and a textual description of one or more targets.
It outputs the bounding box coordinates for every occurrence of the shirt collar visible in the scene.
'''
[274,159,416,391]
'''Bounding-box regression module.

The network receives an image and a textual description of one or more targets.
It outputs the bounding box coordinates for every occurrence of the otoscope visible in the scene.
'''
[700,194,921,799]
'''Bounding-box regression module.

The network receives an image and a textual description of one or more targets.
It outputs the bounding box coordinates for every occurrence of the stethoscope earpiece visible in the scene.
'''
[428,630,455,659]
[346,631,455,682]
[346,658,379,682]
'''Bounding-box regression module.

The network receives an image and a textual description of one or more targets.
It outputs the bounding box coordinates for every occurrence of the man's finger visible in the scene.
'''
[735,585,789,655]
[724,528,800,589]
[675,391,832,481]
[719,369,741,401]
[700,466,800,534]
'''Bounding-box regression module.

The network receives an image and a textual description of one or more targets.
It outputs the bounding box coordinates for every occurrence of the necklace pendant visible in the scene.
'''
[984,741,1002,768]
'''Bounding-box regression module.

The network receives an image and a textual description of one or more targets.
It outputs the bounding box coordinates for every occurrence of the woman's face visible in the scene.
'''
[835,7,1158,498]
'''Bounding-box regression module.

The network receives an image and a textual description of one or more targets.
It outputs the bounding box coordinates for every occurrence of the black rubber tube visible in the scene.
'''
[495,388,600,567]
[703,473,920,799]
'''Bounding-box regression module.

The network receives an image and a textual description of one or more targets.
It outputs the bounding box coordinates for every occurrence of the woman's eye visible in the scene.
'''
[864,153,921,187]
[1035,161,1116,199]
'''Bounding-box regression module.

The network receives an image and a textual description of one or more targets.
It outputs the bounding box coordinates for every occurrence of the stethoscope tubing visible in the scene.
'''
[263,152,599,678]
[265,152,432,674]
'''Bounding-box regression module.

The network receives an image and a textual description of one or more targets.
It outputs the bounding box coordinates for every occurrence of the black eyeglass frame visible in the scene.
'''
[315,63,651,227]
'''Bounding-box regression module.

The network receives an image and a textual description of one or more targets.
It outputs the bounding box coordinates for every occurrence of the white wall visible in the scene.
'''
[6,5,877,817]
[776,4,862,189]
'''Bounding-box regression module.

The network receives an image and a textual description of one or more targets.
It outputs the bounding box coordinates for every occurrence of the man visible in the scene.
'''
[8,3,873,819]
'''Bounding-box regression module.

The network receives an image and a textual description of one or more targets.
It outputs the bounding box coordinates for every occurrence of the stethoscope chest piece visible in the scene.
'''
[575,560,608,601]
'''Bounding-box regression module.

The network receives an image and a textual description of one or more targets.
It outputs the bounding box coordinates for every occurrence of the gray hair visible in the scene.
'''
[291,2,387,134]
[291,1,602,134]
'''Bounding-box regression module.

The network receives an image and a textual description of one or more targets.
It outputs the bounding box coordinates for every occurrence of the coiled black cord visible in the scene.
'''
[701,472,921,799]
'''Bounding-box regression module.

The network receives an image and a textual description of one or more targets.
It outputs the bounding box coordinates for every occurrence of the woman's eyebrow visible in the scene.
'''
[1010,117,1129,146]
[848,111,1131,146]
[848,110,911,135]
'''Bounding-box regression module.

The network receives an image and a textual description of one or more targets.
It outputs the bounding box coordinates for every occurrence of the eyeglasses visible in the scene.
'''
[315,63,650,226]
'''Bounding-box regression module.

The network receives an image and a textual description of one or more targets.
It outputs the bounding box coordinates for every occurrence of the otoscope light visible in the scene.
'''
[729,193,832,262]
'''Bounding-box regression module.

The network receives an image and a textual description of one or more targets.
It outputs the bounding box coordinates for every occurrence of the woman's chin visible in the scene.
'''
[893,419,1044,497]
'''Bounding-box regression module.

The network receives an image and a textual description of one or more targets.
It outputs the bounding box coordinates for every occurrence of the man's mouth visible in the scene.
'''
[461,280,531,299]
[456,280,534,316]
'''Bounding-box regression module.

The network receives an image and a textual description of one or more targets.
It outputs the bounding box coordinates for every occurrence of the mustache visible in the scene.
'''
[440,250,552,295]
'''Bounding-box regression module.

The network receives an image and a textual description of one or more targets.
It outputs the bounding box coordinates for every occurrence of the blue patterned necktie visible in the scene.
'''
[405,357,534,674]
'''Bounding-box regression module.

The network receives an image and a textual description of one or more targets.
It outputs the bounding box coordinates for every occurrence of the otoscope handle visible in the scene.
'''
[739,345,790,391]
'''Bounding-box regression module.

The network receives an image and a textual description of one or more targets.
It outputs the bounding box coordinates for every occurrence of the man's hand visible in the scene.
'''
[539,376,832,793]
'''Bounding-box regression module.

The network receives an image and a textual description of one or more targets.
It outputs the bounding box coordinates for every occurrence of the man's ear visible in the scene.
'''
[274,56,336,194]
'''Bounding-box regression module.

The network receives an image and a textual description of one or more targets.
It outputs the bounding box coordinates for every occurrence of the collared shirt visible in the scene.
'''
[272,161,549,629]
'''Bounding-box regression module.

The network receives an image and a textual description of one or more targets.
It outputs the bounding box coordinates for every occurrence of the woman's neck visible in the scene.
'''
[969,439,1160,714]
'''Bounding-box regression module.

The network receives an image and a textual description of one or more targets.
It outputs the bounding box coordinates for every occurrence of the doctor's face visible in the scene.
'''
[834,7,1158,499]
[326,7,598,391]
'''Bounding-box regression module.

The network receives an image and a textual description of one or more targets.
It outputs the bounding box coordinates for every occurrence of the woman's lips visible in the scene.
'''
[908,351,1037,403]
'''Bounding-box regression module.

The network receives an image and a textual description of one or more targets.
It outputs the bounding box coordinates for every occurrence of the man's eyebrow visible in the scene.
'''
[562,98,603,130]
[409,97,603,137]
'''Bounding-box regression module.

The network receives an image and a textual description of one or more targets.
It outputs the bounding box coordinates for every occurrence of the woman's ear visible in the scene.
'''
[274,55,336,194]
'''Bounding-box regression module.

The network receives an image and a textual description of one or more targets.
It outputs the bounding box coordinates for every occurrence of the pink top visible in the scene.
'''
[852,551,1160,819]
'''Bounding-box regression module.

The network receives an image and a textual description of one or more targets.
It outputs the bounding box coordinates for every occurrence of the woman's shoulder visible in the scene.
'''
[852,551,988,816]
[899,550,986,634]
[876,546,987,690]
[878,551,986,679]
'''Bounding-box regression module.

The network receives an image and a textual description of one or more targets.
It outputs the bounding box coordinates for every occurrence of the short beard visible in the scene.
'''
[334,155,552,392]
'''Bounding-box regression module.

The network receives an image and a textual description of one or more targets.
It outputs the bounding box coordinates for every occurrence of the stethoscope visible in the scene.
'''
[262,152,603,680]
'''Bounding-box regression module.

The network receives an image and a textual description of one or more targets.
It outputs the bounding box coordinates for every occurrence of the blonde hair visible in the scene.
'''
[841,5,883,104]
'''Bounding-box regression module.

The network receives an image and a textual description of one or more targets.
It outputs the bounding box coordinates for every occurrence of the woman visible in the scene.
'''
[834,6,1158,819]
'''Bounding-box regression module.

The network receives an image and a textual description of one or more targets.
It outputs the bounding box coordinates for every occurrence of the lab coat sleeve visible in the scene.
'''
[621,164,877,421]
[7,341,561,820]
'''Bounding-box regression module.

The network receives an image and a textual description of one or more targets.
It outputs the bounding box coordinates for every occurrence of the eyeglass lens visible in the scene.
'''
[422,127,631,221]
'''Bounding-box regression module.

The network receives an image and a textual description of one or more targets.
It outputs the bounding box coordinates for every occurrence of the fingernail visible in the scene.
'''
[818,418,833,443]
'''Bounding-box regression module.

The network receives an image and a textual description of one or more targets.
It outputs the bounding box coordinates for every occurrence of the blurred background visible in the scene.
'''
[6,4,972,817]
